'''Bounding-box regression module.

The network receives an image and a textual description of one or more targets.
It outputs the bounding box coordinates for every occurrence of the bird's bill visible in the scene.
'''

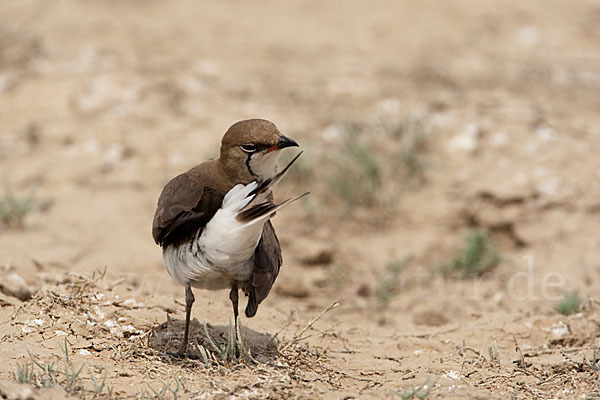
[266,135,299,153]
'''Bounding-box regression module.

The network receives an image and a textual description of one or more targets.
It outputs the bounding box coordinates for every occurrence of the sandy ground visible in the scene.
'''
[1,0,600,398]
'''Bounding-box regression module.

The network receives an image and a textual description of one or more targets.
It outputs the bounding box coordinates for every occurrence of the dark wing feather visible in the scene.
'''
[152,170,224,248]
[245,220,282,317]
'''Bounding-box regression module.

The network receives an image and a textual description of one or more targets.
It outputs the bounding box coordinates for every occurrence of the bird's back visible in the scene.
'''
[152,159,234,249]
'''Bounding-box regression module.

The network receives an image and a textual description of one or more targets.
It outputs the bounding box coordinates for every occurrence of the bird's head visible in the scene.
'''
[220,119,299,183]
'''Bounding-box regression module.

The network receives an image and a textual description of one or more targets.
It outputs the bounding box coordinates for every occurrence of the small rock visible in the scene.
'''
[300,249,334,266]
[322,124,343,143]
[92,339,106,352]
[0,381,35,400]
[121,298,142,309]
[490,131,508,147]
[0,383,79,400]
[104,319,118,328]
[376,98,401,116]
[448,123,480,153]
[0,292,21,307]
[0,273,37,301]
[413,310,449,327]
[275,281,310,298]
[295,238,335,266]
[356,283,370,297]
[550,321,570,337]
[442,370,461,380]
[517,26,539,47]
[536,125,555,142]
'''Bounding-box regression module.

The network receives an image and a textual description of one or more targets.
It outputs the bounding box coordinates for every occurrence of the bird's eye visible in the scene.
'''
[240,144,257,153]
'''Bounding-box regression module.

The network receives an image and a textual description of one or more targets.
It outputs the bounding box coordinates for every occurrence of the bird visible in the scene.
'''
[152,119,307,357]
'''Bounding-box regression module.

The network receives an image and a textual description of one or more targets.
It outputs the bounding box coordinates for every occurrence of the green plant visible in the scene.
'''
[15,338,117,396]
[488,340,501,366]
[584,349,600,374]
[59,338,86,390]
[374,259,409,306]
[307,115,433,212]
[555,292,581,316]
[382,116,429,181]
[326,123,381,208]
[200,317,253,365]
[28,350,56,387]
[15,360,34,384]
[392,375,437,399]
[15,351,57,387]
[145,379,179,400]
[443,230,500,278]
[90,367,106,394]
[0,184,36,227]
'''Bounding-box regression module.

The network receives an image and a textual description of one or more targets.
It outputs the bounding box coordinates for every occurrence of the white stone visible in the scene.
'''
[550,321,570,337]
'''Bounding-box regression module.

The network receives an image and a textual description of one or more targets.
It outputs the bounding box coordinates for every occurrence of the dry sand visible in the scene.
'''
[1,0,600,398]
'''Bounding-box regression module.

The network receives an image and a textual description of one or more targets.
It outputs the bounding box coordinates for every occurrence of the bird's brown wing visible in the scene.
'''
[245,220,282,317]
[152,171,225,248]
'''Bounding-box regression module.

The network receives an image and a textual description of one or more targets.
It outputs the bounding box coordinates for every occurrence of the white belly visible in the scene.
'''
[163,241,255,290]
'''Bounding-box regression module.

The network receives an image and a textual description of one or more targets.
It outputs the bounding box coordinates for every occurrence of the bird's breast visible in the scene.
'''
[162,212,266,290]
[163,236,256,290]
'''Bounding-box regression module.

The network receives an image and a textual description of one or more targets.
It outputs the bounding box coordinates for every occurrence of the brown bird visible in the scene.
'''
[152,119,306,357]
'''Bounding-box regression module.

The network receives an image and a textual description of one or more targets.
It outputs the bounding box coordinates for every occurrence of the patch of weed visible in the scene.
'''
[0,184,37,228]
[374,258,409,306]
[381,115,429,182]
[14,337,116,397]
[283,115,432,214]
[327,123,381,208]
[58,338,86,391]
[196,317,254,366]
[144,378,180,400]
[555,292,581,316]
[393,375,437,399]
[15,359,34,384]
[443,230,500,278]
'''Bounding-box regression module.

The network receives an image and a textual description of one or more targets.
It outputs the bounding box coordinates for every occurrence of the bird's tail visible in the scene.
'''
[220,151,308,225]
[236,192,309,224]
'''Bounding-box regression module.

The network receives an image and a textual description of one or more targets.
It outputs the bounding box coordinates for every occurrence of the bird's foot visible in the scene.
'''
[167,346,199,360]
[167,350,199,360]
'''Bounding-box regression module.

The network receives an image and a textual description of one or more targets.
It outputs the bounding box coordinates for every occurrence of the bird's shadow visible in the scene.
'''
[148,316,279,364]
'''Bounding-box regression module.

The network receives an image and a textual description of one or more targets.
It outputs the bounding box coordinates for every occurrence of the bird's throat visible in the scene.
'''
[247,152,281,181]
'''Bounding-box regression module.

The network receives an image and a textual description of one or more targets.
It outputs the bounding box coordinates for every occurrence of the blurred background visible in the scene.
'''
[1,0,600,397]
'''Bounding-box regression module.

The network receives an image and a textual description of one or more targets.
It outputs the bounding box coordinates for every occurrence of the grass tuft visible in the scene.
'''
[145,378,179,400]
[392,375,437,399]
[15,360,34,384]
[443,230,500,278]
[59,338,86,390]
[199,317,254,365]
[374,259,409,306]
[13,337,116,396]
[27,350,56,387]
[0,184,37,228]
[326,123,381,208]
[381,115,430,182]
[555,292,581,316]
[278,115,432,216]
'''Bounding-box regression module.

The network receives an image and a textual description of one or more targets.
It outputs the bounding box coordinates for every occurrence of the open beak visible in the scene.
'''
[266,135,299,153]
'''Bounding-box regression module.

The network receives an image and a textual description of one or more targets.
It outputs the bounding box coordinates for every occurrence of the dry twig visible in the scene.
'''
[279,301,339,352]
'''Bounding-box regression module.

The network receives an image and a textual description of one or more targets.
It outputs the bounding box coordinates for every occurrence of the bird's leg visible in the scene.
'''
[169,283,196,358]
[229,283,239,355]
